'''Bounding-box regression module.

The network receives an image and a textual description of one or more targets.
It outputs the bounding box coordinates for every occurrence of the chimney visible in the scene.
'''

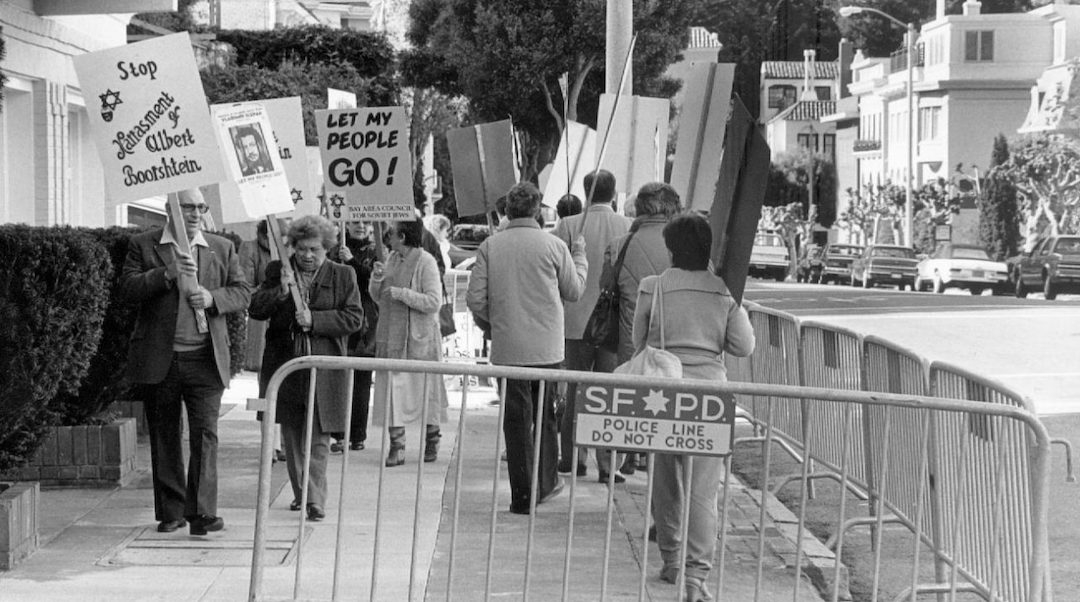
[963,1,982,16]
[838,39,854,99]
[937,0,946,20]
[801,49,819,101]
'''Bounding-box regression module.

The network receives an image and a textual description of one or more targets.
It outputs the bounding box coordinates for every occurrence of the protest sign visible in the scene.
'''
[670,63,735,212]
[574,384,735,456]
[73,32,224,203]
[315,106,414,221]
[446,120,518,217]
[327,88,357,110]
[594,94,669,195]
[542,121,597,208]
[211,102,292,221]
[213,97,311,224]
[712,98,770,305]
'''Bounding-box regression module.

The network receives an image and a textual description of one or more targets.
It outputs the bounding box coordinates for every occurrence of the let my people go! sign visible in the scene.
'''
[574,385,736,456]
[315,106,413,221]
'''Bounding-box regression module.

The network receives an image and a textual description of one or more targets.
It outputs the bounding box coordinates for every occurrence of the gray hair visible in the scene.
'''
[504,182,541,219]
[287,214,337,250]
[634,182,682,218]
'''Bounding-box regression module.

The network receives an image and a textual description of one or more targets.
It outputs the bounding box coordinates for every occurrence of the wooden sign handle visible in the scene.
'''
[264,215,310,330]
[166,193,209,334]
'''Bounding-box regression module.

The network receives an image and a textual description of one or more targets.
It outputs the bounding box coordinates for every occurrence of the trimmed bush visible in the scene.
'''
[47,227,146,426]
[211,230,248,377]
[0,226,111,472]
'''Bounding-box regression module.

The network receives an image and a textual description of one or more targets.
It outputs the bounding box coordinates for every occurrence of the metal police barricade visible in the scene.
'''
[246,356,1053,602]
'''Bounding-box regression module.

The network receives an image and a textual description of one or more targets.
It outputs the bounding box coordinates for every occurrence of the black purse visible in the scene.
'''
[582,226,636,350]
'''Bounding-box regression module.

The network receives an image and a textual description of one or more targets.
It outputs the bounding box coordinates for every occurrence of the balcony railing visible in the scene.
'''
[853,139,882,153]
[890,45,925,73]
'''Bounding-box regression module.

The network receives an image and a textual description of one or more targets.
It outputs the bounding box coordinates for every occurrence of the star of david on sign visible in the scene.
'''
[99,89,122,112]
[329,194,345,218]
[642,390,669,416]
[290,188,303,205]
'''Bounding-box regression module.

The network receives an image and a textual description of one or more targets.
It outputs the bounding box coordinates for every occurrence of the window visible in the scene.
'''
[919,106,941,142]
[814,86,832,101]
[796,133,836,159]
[965,30,994,62]
[797,133,816,151]
[768,85,797,109]
[823,134,835,158]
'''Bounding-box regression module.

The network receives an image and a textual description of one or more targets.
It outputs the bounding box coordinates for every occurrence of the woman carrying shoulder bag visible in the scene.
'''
[632,214,755,602]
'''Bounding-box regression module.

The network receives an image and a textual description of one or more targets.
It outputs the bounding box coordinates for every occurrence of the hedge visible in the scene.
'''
[0,226,111,472]
[0,226,250,471]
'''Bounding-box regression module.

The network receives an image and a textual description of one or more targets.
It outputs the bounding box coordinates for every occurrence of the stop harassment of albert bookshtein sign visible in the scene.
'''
[574,384,736,456]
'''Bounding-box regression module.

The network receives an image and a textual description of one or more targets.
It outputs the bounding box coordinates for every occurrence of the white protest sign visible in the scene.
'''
[211,102,292,221]
[315,107,413,221]
[574,385,736,456]
[327,88,357,110]
[213,97,311,223]
[542,120,597,208]
[73,32,224,203]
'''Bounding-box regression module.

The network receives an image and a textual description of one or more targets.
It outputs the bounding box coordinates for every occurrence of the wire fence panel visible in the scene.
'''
[930,361,1050,602]
[745,304,804,449]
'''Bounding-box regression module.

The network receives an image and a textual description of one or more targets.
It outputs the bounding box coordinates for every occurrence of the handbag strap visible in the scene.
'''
[650,274,665,350]
[611,225,638,279]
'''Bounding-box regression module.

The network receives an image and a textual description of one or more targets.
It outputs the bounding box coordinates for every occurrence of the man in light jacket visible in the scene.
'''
[467,181,587,514]
[552,170,631,482]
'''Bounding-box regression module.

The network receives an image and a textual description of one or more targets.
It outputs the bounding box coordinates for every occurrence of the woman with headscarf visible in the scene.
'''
[633,213,755,602]
[250,215,363,522]
[370,217,449,466]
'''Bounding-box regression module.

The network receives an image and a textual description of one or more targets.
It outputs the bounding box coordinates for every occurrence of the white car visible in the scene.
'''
[914,243,1009,295]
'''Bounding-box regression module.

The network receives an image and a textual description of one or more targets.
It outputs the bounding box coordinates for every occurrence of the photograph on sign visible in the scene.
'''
[542,120,597,208]
[574,384,736,457]
[595,94,670,195]
[315,106,414,222]
[211,103,292,220]
[214,97,311,224]
[72,32,225,203]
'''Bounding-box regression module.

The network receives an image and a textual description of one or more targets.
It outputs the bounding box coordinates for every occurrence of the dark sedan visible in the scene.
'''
[850,245,918,290]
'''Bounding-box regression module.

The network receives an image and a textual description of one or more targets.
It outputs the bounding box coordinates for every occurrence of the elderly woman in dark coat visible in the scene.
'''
[249,215,363,522]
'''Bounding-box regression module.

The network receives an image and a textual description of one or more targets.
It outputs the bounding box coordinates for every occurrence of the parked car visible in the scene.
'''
[1009,235,1080,300]
[850,245,918,290]
[819,243,864,284]
[749,231,789,281]
[914,243,1010,295]
[449,224,490,251]
[795,245,824,283]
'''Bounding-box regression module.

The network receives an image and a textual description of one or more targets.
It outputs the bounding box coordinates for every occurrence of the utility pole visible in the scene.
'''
[606,1,633,95]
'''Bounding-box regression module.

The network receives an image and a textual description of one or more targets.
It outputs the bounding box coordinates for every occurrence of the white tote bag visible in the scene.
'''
[615,274,682,379]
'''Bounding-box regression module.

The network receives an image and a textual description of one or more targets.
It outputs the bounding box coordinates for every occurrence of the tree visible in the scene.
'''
[0,28,6,108]
[695,0,841,118]
[836,182,905,245]
[995,134,1080,245]
[979,135,1022,260]
[401,0,698,180]
[768,147,838,228]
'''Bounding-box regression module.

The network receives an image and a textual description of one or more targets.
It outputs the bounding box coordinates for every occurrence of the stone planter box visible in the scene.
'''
[0,481,39,570]
[0,418,137,487]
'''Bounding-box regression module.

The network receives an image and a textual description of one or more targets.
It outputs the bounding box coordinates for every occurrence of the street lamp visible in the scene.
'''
[839,5,917,247]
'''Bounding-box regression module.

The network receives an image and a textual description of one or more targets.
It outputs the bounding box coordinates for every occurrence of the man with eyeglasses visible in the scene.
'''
[120,188,251,536]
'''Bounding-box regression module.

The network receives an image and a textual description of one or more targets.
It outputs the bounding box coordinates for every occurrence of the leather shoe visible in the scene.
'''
[684,577,712,602]
[350,441,365,451]
[330,440,344,454]
[289,499,302,511]
[157,519,187,533]
[508,502,531,515]
[189,515,224,536]
[598,471,626,484]
[576,463,587,477]
[306,505,325,522]
[557,459,572,474]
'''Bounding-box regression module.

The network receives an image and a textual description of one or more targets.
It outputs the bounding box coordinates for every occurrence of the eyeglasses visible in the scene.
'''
[180,204,210,214]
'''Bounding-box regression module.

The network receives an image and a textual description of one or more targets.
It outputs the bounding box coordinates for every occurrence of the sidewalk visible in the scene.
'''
[0,372,831,601]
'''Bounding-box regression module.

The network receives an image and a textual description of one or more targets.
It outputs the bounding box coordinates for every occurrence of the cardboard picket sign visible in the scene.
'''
[72,32,224,203]
[712,98,771,305]
[542,121,597,208]
[213,97,312,224]
[210,102,293,221]
[446,120,518,217]
[594,94,670,195]
[670,63,735,212]
[315,106,413,221]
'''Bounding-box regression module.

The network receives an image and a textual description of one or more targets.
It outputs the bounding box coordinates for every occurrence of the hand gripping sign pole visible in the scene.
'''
[264,216,312,354]
[166,193,210,334]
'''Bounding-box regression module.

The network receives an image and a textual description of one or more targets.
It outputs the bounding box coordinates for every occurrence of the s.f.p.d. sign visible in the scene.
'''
[315,106,413,221]
[574,385,736,456]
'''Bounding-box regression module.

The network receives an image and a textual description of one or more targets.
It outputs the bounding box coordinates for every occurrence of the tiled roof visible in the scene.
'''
[772,100,837,122]
[761,61,839,79]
